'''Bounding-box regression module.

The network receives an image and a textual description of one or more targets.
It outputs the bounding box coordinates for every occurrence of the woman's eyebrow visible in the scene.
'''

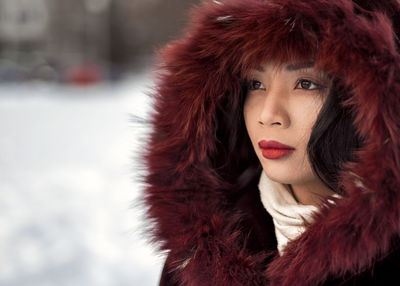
[256,66,265,72]
[285,61,315,71]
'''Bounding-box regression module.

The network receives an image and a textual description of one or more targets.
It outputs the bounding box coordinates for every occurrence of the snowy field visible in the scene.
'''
[0,73,165,286]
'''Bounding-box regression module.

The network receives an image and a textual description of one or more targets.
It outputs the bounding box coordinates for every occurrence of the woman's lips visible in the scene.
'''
[258,140,295,159]
[261,149,294,159]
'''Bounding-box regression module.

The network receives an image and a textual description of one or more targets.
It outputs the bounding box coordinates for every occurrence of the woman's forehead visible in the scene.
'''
[246,60,331,84]
[255,60,315,72]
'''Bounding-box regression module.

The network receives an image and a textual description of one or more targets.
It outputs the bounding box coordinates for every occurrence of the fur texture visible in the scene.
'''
[143,0,400,285]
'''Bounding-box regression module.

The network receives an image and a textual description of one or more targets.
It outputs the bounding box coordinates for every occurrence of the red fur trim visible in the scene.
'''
[144,0,400,285]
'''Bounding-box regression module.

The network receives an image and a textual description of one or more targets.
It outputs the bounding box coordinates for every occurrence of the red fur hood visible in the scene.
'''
[143,0,400,285]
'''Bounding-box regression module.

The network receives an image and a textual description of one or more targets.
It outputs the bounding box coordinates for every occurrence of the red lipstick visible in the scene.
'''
[258,140,295,159]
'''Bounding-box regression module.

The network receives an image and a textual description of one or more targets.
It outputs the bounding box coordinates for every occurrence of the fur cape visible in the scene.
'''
[143,0,400,285]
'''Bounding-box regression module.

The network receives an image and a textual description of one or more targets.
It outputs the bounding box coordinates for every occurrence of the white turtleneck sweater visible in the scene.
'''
[258,172,319,255]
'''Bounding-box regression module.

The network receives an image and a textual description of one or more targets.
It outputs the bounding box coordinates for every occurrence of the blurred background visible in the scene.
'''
[0,0,200,285]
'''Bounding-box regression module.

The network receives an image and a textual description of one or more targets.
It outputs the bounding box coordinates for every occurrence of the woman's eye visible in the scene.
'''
[295,79,321,90]
[247,80,265,90]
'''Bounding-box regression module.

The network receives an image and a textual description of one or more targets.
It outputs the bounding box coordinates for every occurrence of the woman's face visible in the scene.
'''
[243,61,332,204]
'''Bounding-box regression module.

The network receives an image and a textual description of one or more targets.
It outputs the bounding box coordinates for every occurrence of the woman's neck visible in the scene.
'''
[288,181,335,206]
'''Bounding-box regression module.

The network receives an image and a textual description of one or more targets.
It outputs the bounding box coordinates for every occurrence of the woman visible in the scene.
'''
[143,0,400,285]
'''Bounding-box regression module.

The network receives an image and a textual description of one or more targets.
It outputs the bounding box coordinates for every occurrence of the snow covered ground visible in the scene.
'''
[0,73,165,286]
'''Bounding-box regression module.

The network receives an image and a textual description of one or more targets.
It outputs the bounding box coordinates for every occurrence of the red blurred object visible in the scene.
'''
[65,64,103,85]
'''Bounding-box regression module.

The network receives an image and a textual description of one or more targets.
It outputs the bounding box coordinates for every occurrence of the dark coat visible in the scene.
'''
[143,0,400,285]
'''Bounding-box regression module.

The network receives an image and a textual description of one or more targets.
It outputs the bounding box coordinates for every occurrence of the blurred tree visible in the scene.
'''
[0,0,202,81]
[109,0,201,71]
[0,0,48,42]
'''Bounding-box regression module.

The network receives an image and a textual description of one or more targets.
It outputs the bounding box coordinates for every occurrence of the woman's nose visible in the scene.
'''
[257,83,290,128]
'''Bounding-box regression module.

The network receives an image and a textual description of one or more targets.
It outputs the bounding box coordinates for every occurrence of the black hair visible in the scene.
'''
[307,79,366,194]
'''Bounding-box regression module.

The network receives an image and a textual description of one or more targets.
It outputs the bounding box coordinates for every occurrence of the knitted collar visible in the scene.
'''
[258,172,319,254]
